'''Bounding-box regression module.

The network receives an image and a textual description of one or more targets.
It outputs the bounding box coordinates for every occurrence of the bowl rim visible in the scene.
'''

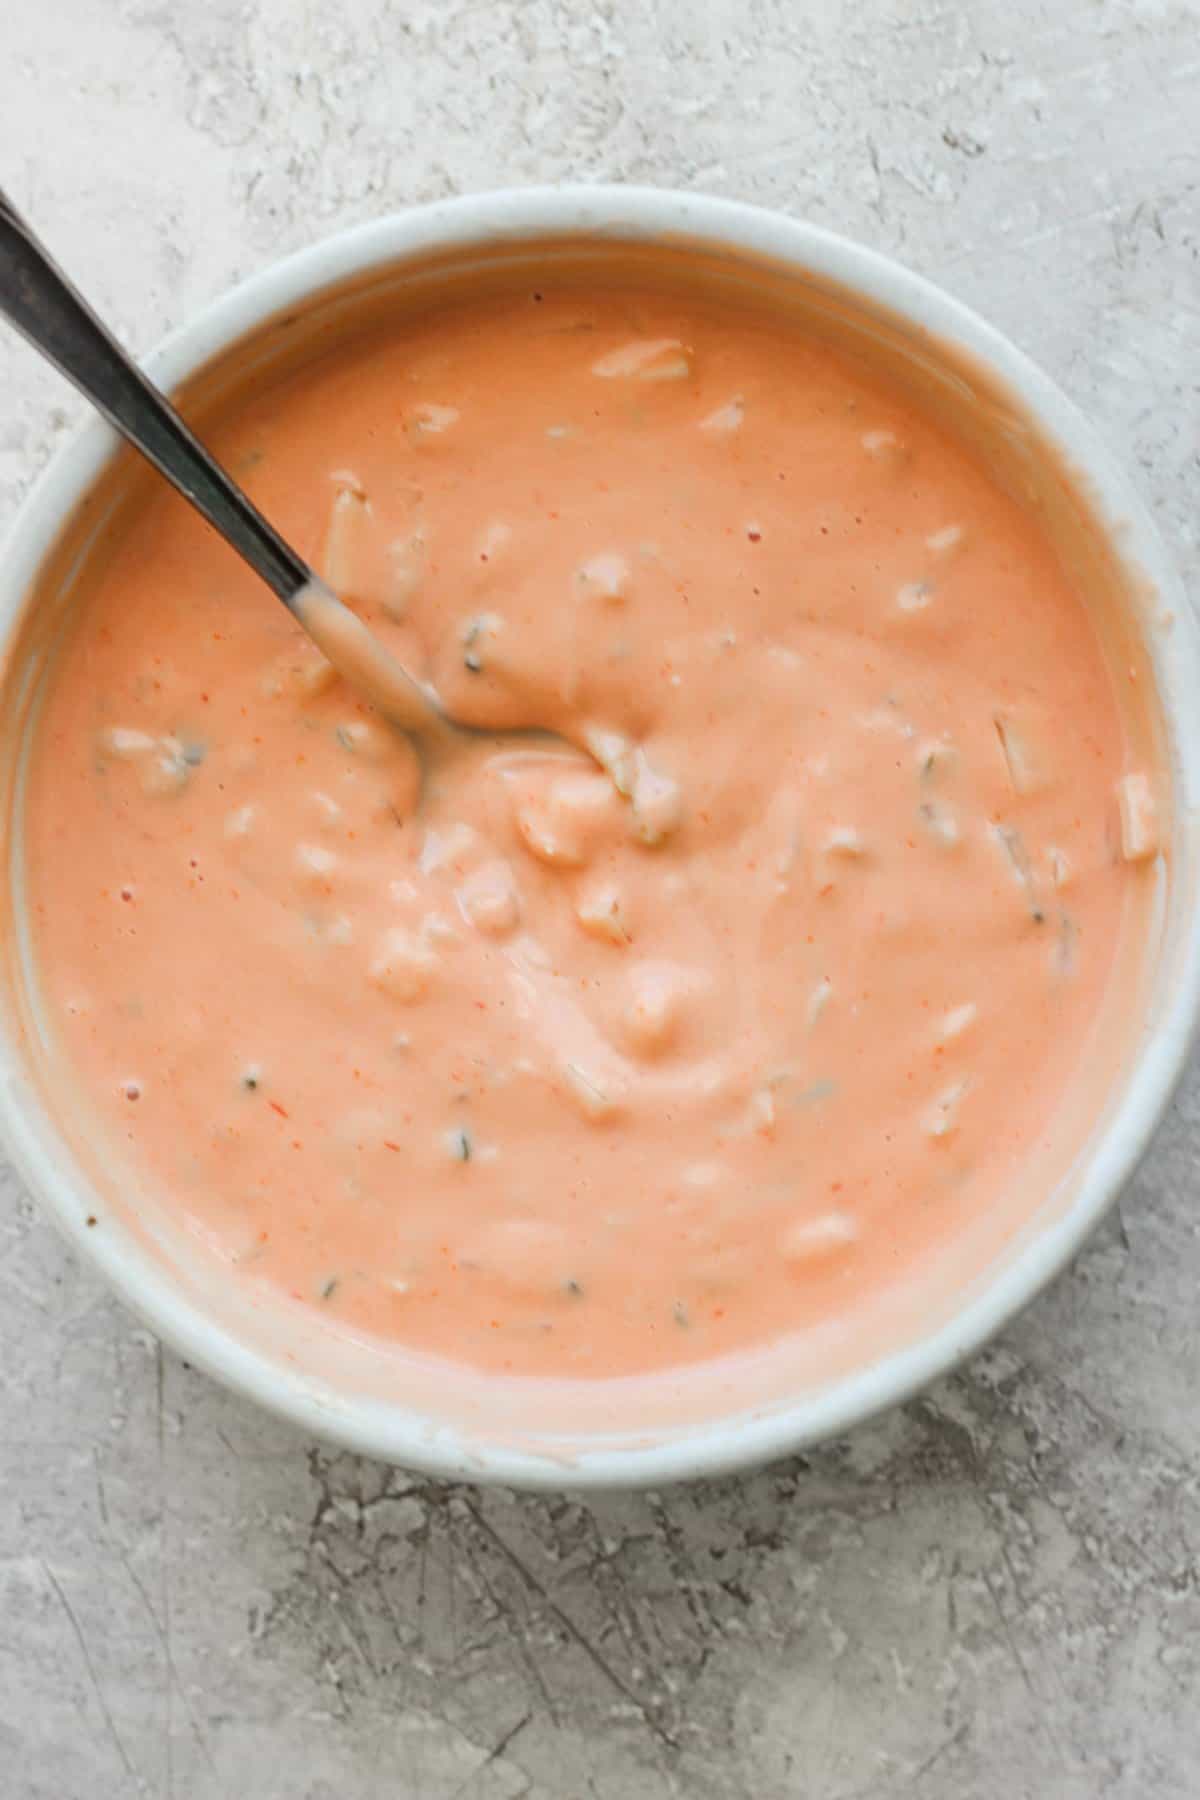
[2,182,1197,1490]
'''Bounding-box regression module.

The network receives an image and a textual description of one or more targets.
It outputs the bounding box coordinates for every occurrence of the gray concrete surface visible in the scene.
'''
[2,2,1199,1795]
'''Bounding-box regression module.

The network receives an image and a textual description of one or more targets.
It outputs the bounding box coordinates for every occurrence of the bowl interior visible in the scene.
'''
[0,193,1196,1487]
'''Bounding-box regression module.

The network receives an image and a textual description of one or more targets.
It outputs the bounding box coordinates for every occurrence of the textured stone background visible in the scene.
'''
[2,3,1199,1796]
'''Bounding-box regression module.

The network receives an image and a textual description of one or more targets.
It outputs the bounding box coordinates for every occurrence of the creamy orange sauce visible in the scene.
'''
[22,278,1158,1380]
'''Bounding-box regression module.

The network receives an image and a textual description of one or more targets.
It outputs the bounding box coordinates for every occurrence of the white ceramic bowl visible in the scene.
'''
[1,187,1197,1489]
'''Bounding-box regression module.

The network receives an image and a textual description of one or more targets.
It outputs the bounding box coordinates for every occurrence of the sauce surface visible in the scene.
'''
[23,279,1156,1379]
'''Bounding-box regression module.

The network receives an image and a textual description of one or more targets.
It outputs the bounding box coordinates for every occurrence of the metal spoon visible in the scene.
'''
[0,188,515,755]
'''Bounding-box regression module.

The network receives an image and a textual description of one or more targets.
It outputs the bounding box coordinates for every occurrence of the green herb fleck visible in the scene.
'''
[320,1277,339,1301]
[672,1299,690,1329]
[1054,910,1078,974]
[994,823,1045,925]
[460,614,496,675]
[467,619,489,676]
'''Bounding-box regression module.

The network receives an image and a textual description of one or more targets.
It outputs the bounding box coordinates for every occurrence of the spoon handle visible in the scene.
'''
[0,188,311,605]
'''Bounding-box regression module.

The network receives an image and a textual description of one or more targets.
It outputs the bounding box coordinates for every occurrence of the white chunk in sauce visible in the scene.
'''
[1116,771,1160,862]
